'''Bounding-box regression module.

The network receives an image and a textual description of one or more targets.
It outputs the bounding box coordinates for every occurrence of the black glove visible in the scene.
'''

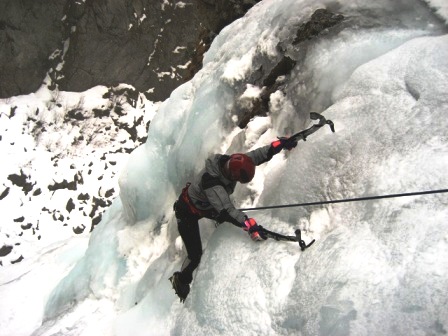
[270,137,298,155]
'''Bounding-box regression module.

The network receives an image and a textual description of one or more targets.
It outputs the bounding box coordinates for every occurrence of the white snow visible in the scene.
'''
[172,46,187,54]
[1,0,448,335]
[0,84,158,265]
[175,2,187,9]
[221,48,257,86]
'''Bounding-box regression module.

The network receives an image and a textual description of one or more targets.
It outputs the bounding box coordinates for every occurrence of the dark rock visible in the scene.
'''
[234,9,345,128]
[263,56,297,88]
[30,119,46,138]
[66,198,75,213]
[10,106,17,118]
[73,225,85,234]
[77,193,90,201]
[21,223,32,230]
[75,172,84,185]
[0,245,13,257]
[14,216,25,223]
[0,0,261,101]
[113,105,125,116]
[91,196,108,212]
[48,178,77,191]
[0,0,65,98]
[105,188,115,198]
[33,188,42,196]
[0,187,10,200]
[89,196,108,231]
[11,255,24,264]
[111,114,142,142]
[103,86,139,108]
[237,56,297,128]
[93,108,111,118]
[8,170,35,195]
[293,9,344,45]
[66,108,87,121]
[91,214,102,231]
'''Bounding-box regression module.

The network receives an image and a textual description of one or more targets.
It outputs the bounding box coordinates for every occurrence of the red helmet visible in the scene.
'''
[227,154,255,183]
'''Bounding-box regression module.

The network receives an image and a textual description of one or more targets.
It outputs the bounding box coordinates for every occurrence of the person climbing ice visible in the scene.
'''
[169,136,298,302]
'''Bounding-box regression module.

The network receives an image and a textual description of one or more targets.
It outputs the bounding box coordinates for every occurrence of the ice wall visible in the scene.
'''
[36,0,448,335]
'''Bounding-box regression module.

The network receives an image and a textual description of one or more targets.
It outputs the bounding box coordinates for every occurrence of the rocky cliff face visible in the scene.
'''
[0,0,65,98]
[0,0,261,266]
[0,0,260,100]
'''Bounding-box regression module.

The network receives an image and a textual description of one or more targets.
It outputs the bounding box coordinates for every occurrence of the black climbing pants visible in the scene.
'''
[174,197,203,285]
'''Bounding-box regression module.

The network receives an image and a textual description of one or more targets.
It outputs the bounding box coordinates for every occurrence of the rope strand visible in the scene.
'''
[239,189,448,212]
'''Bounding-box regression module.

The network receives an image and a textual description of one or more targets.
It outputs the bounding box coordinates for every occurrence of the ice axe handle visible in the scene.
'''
[295,229,315,251]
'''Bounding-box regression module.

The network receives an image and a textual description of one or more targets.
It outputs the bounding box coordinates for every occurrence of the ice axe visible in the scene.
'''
[258,226,315,251]
[287,112,335,144]
[241,113,333,250]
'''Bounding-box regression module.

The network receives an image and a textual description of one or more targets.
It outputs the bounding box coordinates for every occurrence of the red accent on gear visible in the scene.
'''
[272,140,282,148]
[243,218,257,231]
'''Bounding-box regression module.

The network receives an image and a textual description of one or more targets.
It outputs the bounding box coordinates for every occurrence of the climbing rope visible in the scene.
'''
[239,188,448,212]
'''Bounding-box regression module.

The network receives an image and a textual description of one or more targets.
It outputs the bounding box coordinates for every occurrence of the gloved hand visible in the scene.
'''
[243,218,267,241]
[270,137,298,155]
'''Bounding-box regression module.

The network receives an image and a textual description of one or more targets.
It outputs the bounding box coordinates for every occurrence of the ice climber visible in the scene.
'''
[170,137,298,302]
